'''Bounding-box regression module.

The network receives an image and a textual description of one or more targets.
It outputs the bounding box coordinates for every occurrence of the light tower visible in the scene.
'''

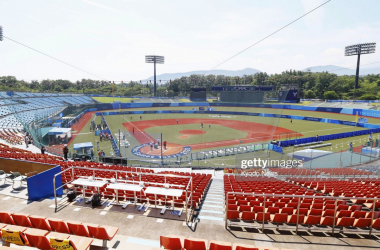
[145,55,164,95]
[0,26,3,41]
[345,43,376,89]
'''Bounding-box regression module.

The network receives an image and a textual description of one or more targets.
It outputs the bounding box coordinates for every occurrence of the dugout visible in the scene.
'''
[73,142,94,160]
[48,127,72,145]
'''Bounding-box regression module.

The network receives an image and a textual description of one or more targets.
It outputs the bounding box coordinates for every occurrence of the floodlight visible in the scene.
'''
[345,42,376,89]
[145,55,165,94]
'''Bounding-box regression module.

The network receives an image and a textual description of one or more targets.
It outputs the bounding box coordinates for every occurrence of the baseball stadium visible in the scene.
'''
[0,88,379,250]
[1,1,380,250]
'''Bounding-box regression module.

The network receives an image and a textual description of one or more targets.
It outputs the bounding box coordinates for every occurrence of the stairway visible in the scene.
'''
[197,177,225,222]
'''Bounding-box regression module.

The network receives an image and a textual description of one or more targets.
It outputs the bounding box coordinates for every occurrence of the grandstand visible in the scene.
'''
[305,100,374,109]
[0,92,96,146]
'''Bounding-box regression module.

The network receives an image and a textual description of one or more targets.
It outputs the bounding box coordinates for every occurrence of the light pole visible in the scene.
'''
[345,43,376,90]
[145,55,164,96]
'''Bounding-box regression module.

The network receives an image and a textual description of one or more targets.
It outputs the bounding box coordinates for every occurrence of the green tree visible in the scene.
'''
[360,93,377,100]
[304,90,316,99]
[324,91,339,100]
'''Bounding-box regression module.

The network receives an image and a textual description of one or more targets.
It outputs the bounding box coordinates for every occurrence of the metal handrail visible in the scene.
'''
[225,192,379,236]
[53,166,194,223]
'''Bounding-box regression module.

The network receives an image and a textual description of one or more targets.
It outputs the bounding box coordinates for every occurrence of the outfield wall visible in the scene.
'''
[94,102,380,119]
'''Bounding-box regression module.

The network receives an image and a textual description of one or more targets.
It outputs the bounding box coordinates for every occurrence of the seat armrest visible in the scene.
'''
[48,232,70,239]
[69,235,93,250]
[103,225,119,239]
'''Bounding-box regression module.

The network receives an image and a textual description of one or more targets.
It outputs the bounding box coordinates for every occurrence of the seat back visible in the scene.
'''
[29,216,52,231]
[227,211,240,220]
[267,207,279,214]
[0,212,15,224]
[48,219,70,234]
[309,209,323,216]
[272,213,288,223]
[235,246,259,250]
[12,214,33,228]
[241,212,255,221]
[87,225,109,240]
[352,211,366,219]
[160,236,183,250]
[281,207,294,215]
[25,234,51,249]
[209,242,232,250]
[353,218,372,228]
[184,239,207,250]
[337,210,352,218]
[67,222,90,237]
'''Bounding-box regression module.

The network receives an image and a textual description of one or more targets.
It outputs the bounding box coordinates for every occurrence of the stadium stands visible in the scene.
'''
[224,174,380,235]
[0,92,96,132]
[269,168,372,177]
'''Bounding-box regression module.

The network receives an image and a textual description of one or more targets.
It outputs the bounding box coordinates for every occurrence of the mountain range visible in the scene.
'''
[144,65,380,81]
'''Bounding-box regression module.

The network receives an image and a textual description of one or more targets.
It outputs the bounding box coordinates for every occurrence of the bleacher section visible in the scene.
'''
[0,92,96,135]
[305,101,373,109]
[225,173,380,235]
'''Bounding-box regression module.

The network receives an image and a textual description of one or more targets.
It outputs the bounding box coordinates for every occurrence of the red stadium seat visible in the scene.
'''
[233,243,259,250]
[353,218,372,228]
[336,217,355,229]
[271,213,288,228]
[11,213,33,228]
[209,240,232,250]
[29,215,52,231]
[288,214,305,224]
[66,221,92,237]
[227,211,240,220]
[256,212,271,223]
[241,212,255,222]
[160,235,184,250]
[47,218,71,234]
[184,238,208,250]
[87,224,118,247]
[351,211,366,219]
[304,215,321,227]
[0,211,15,225]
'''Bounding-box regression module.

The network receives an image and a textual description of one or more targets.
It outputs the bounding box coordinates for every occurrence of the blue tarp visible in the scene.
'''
[27,166,62,201]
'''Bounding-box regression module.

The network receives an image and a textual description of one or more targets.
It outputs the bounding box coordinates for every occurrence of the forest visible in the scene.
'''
[1,69,380,100]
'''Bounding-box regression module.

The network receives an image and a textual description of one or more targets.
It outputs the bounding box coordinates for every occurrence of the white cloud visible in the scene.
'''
[300,0,326,30]
[81,0,121,13]
[294,54,306,60]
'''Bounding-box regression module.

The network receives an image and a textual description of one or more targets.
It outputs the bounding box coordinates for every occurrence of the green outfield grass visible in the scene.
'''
[67,106,378,167]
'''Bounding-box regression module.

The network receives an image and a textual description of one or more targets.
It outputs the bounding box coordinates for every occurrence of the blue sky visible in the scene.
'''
[0,0,379,82]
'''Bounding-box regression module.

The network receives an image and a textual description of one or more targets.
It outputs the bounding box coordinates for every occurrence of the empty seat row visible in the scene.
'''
[158,235,296,250]
[0,222,93,250]
[0,211,118,247]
